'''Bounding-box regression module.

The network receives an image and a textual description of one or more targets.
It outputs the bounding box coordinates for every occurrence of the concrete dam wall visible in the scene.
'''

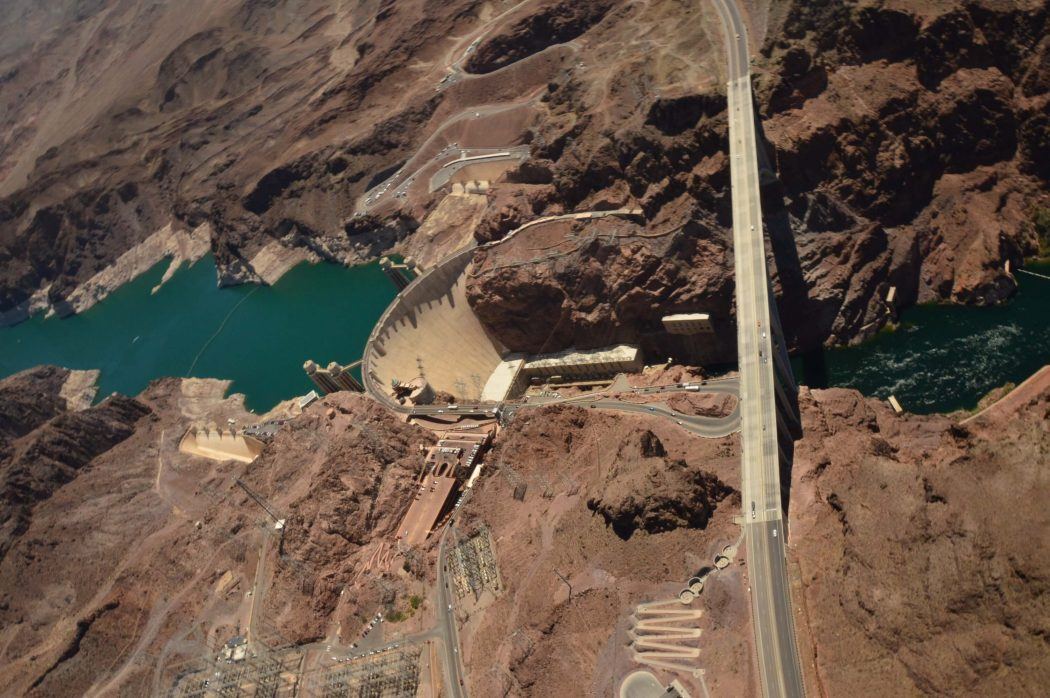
[363,246,505,407]
[179,426,264,463]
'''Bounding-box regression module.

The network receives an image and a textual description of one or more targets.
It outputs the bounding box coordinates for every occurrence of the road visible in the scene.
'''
[709,0,806,696]
[520,377,742,438]
[402,378,741,439]
[428,147,531,191]
[436,526,467,698]
[246,526,271,647]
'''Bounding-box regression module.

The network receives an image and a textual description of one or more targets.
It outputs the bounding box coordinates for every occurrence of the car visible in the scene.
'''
[751,501,756,519]
[761,331,766,339]
[676,420,683,425]
[437,409,445,413]
[647,406,655,412]
[448,604,452,611]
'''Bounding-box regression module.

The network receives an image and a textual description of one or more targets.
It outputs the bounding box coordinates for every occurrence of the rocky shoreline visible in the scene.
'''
[1,0,1046,351]
[0,222,212,327]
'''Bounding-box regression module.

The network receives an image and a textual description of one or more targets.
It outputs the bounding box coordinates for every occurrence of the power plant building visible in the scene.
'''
[520,344,642,380]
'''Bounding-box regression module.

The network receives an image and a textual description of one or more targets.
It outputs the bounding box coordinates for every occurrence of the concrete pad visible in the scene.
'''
[619,671,666,698]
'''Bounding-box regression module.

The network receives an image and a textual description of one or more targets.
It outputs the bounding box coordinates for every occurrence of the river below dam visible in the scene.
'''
[1,256,1047,415]
[804,261,1050,414]
[0,255,396,413]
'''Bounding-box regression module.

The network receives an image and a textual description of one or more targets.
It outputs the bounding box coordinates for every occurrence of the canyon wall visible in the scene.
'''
[0,0,1044,352]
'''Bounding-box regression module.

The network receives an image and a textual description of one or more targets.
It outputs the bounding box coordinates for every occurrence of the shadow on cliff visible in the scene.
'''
[752,93,809,522]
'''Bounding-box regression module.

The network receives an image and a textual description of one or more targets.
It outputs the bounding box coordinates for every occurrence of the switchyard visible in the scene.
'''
[302,646,422,698]
[167,644,303,698]
[448,526,501,600]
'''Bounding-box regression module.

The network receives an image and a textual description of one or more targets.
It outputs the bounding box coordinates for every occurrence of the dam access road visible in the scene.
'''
[711,0,806,696]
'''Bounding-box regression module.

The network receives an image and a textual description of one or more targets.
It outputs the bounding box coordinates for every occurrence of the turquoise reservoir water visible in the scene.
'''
[0,256,395,412]
[1,253,1046,416]
[801,262,1050,414]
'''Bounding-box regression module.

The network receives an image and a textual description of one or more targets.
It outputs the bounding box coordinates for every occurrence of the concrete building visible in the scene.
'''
[521,344,643,381]
[304,360,340,394]
[396,428,494,547]
[298,390,320,409]
[481,357,526,402]
[327,361,365,392]
[392,377,435,406]
[662,313,715,335]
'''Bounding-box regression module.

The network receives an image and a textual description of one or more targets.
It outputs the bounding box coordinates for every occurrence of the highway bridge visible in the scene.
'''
[710,0,806,696]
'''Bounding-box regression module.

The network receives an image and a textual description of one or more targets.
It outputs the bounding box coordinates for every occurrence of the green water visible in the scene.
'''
[2,251,1046,416]
[799,262,1050,414]
[0,255,396,412]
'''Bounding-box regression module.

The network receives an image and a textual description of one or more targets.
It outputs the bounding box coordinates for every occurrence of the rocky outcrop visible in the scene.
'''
[464,0,1048,356]
[243,394,432,644]
[0,381,429,695]
[466,216,737,361]
[791,383,1050,695]
[586,429,734,539]
[754,0,1048,345]
[459,402,749,696]
[0,366,71,447]
[0,0,481,316]
[4,0,1044,352]
[464,0,615,75]
[0,368,150,561]
[666,392,738,418]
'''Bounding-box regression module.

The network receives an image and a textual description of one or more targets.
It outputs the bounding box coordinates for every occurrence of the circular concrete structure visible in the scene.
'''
[619,671,667,698]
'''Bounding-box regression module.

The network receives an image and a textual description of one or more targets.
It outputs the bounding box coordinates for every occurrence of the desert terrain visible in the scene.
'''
[0,362,1046,695]
[1,0,1046,347]
[0,0,1048,696]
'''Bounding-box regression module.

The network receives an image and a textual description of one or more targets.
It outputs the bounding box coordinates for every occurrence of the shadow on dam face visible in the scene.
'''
[364,246,506,403]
